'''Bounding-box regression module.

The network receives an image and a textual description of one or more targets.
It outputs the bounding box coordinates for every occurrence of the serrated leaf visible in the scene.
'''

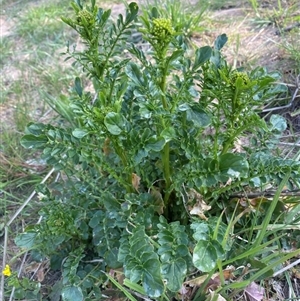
[61,286,83,301]
[20,135,48,149]
[193,240,217,272]
[161,258,187,292]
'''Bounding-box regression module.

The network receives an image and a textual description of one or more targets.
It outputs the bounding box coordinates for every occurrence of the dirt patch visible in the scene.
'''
[0,17,14,37]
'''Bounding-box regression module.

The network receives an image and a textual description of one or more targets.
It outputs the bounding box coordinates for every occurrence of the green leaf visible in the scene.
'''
[104,112,130,135]
[145,136,166,152]
[193,240,217,272]
[105,248,122,269]
[123,226,164,297]
[186,105,211,128]
[161,127,176,143]
[125,2,139,23]
[167,50,184,65]
[72,128,89,139]
[126,62,144,86]
[219,153,249,178]
[26,122,46,135]
[20,135,48,149]
[191,222,210,241]
[269,114,287,132]
[142,259,164,298]
[74,77,83,97]
[214,34,228,50]
[61,286,83,301]
[193,46,212,69]
[161,259,187,292]
[15,232,37,249]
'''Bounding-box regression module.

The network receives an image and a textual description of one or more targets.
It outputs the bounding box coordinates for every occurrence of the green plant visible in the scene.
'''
[8,0,300,300]
[2,266,42,300]
[141,0,208,43]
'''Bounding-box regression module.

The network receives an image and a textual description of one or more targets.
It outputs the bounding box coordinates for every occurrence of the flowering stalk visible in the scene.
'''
[148,18,176,209]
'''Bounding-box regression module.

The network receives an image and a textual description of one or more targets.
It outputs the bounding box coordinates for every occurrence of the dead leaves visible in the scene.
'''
[186,188,211,220]
[184,266,236,290]
[182,266,267,301]
[131,173,141,191]
[24,260,49,282]
[244,282,264,301]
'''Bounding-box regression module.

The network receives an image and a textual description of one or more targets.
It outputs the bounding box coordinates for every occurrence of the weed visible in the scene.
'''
[1,0,299,300]
[2,1,298,300]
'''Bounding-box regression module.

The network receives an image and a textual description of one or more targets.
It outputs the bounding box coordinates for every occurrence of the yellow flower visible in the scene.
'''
[151,18,175,40]
[2,264,12,277]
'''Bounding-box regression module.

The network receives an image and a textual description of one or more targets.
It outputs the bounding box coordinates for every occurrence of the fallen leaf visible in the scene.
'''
[103,138,111,155]
[131,173,141,191]
[184,266,235,290]
[37,268,45,282]
[150,187,164,214]
[188,189,211,220]
[244,282,264,301]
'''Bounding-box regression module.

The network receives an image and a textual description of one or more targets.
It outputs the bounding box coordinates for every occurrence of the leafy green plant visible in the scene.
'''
[141,0,208,43]
[10,0,300,300]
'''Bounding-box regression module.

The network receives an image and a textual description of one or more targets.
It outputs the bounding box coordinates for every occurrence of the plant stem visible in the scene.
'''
[112,139,133,192]
[231,87,239,126]
[159,58,172,207]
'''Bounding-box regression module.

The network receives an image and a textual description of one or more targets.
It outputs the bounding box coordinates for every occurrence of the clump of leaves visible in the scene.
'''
[141,0,208,43]
[15,0,300,300]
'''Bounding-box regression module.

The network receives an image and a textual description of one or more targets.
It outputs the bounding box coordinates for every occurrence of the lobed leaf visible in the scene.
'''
[61,286,83,301]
